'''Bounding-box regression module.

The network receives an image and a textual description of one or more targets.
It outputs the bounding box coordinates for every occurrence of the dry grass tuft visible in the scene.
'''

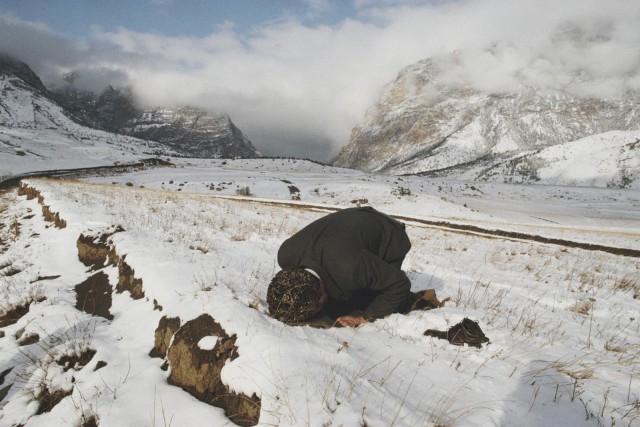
[615,277,639,298]
[569,298,594,315]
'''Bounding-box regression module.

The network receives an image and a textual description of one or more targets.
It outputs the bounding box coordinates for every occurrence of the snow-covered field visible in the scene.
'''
[0,159,639,426]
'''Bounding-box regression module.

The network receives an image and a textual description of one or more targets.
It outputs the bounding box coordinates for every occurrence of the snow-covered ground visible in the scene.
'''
[0,159,639,426]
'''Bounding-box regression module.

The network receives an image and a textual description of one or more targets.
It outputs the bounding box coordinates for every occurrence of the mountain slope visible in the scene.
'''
[0,57,176,176]
[334,58,640,187]
[0,56,259,176]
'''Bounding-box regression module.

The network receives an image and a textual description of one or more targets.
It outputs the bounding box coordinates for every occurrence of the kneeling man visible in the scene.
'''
[267,207,412,327]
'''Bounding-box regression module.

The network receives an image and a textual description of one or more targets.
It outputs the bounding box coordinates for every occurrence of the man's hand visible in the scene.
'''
[336,316,367,327]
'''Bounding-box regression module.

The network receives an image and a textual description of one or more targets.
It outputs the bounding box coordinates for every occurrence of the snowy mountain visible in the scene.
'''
[0,56,177,176]
[419,130,640,189]
[0,55,258,169]
[334,58,640,187]
[53,80,258,159]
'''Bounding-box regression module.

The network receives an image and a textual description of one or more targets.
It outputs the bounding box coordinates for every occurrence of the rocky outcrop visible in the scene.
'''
[0,300,39,327]
[42,205,67,228]
[166,314,261,426]
[17,183,44,203]
[52,80,259,158]
[123,107,258,158]
[115,256,145,299]
[77,226,124,268]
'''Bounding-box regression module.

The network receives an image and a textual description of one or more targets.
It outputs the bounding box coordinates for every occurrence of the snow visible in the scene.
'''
[198,336,219,350]
[535,131,640,187]
[1,159,639,427]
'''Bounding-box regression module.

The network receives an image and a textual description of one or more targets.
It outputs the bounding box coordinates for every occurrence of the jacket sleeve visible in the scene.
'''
[353,250,411,319]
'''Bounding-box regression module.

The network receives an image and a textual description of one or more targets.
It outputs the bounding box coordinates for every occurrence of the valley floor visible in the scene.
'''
[0,159,639,426]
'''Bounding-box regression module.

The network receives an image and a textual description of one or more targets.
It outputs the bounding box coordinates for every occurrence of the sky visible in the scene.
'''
[1,0,640,161]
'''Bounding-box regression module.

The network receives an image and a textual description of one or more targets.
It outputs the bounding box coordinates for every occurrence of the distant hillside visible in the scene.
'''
[0,56,177,175]
[335,58,640,188]
[0,55,258,160]
[53,84,259,159]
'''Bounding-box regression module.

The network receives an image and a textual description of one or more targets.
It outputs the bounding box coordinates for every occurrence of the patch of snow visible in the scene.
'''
[197,336,219,351]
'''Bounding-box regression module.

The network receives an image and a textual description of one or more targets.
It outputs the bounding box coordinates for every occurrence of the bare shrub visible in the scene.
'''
[236,186,252,196]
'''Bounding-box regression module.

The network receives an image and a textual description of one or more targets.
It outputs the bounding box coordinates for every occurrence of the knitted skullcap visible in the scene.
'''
[267,268,320,323]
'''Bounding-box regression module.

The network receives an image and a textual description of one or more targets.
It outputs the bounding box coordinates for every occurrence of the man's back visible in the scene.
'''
[278,207,411,317]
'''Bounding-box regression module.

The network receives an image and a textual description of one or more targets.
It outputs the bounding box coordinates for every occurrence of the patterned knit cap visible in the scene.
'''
[267,268,321,323]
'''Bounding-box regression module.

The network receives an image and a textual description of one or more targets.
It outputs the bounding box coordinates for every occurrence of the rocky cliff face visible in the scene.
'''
[50,72,258,158]
[122,106,257,158]
[0,56,69,129]
[51,85,137,132]
[334,59,640,183]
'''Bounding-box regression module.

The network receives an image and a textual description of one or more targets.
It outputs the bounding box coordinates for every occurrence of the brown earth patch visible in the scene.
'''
[77,227,124,268]
[149,316,181,358]
[36,386,73,415]
[57,348,97,372]
[17,183,44,204]
[116,257,144,299]
[0,297,45,327]
[16,332,40,346]
[17,183,66,228]
[167,314,261,426]
[80,414,99,427]
[75,272,114,320]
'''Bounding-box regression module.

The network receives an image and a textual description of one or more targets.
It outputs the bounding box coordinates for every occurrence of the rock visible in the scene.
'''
[149,316,181,358]
[166,314,260,426]
[116,257,145,299]
[76,226,124,268]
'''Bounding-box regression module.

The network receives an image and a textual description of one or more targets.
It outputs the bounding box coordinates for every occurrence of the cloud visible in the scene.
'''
[1,0,640,160]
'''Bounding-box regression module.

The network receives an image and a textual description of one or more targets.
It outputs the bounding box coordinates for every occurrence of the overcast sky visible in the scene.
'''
[1,0,639,161]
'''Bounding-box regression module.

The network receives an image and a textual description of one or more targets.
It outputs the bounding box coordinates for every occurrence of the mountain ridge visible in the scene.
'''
[0,55,258,159]
[52,80,259,159]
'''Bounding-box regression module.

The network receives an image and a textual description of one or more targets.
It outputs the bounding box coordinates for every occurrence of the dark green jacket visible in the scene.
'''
[277,207,412,318]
